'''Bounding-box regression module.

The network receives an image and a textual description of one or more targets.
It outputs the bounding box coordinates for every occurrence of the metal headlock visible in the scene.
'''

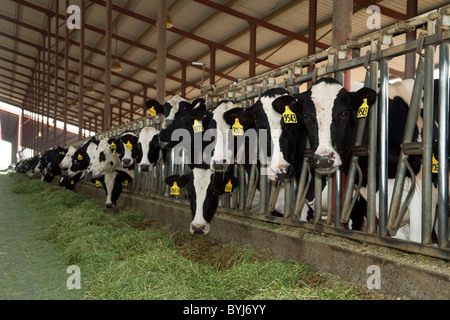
[70,6,450,260]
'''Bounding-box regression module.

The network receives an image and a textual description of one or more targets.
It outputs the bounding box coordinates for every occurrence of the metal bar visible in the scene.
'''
[378,59,390,237]
[104,0,112,130]
[387,55,425,236]
[78,0,85,140]
[437,41,449,248]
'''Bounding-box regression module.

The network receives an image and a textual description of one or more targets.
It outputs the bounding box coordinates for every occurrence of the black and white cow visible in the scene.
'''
[39,146,68,182]
[115,130,139,167]
[136,126,166,172]
[59,146,77,171]
[88,137,134,208]
[295,77,438,242]
[69,136,99,175]
[165,165,238,235]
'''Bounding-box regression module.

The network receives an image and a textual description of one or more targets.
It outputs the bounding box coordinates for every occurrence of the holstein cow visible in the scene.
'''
[115,130,139,167]
[146,95,205,130]
[161,102,240,234]
[166,165,238,235]
[136,126,166,172]
[39,146,68,182]
[88,137,134,208]
[295,77,438,242]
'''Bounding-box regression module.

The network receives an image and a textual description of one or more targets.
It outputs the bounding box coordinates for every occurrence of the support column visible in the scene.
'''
[78,0,85,140]
[332,0,352,89]
[53,0,58,147]
[210,45,216,86]
[181,63,186,97]
[63,0,69,145]
[156,0,167,103]
[104,0,112,130]
[307,0,317,87]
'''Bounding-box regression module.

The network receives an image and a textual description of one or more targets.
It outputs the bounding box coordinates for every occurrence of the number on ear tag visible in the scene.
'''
[232,118,244,136]
[224,180,233,193]
[283,106,297,123]
[170,182,180,195]
[193,119,204,133]
[357,98,369,118]
[125,141,133,150]
[148,106,156,116]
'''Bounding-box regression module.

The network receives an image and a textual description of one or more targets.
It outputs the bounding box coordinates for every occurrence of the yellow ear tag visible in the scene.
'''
[70,180,74,185]
[123,180,129,186]
[95,180,102,188]
[125,141,133,150]
[170,182,180,195]
[357,98,369,118]
[193,119,204,133]
[283,106,297,123]
[110,142,116,155]
[61,151,65,156]
[432,153,438,173]
[148,106,157,116]
[77,154,83,161]
[232,118,244,136]
[225,180,233,193]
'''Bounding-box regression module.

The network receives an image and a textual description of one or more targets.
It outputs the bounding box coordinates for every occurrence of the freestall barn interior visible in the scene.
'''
[1,0,449,158]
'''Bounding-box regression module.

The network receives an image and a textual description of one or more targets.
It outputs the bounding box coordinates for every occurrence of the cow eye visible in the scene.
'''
[339,110,350,119]
[302,112,310,120]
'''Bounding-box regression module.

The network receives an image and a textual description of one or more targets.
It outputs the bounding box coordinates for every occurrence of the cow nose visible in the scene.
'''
[122,159,131,166]
[140,164,150,172]
[274,165,293,180]
[212,159,228,172]
[313,153,335,168]
[191,224,206,235]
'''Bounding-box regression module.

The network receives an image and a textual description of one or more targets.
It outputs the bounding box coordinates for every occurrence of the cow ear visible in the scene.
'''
[165,174,190,188]
[350,87,377,110]
[146,100,164,115]
[191,98,206,109]
[272,95,297,115]
[223,107,255,130]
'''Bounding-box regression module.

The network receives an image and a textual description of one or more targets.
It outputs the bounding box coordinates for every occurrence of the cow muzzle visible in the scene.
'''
[122,158,132,166]
[190,223,209,235]
[271,165,294,181]
[139,164,150,172]
[312,152,337,173]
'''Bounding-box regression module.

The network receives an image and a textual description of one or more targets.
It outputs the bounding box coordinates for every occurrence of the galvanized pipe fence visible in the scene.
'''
[74,7,450,260]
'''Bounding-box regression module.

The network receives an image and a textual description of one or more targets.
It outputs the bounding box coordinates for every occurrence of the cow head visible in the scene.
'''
[211,102,257,172]
[116,130,139,167]
[251,88,304,180]
[145,100,164,118]
[136,127,162,172]
[295,78,376,174]
[165,167,238,235]
[70,137,99,174]
[59,146,76,170]
[87,138,121,178]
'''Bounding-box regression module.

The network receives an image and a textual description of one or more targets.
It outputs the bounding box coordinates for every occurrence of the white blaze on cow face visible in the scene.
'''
[137,127,160,172]
[59,146,76,170]
[210,101,238,170]
[88,138,120,178]
[259,94,291,180]
[162,95,187,129]
[310,81,344,170]
[191,168,212,235]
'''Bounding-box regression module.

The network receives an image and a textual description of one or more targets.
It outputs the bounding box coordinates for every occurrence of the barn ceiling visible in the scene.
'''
[0,0,449,136]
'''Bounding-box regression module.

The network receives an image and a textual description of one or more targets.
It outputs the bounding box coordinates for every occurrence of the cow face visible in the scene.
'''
[252,88,303,180]
[116,131,139,167]
[212,103,257,171]
[136,127,161,172]
[165,167,238,235]
[59,146,76,170]
[70,138,99,174]
[296,78,376,174]
[88,138,121,178]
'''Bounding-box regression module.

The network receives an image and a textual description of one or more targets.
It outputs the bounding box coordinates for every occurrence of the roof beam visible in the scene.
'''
[193,0,329,50]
